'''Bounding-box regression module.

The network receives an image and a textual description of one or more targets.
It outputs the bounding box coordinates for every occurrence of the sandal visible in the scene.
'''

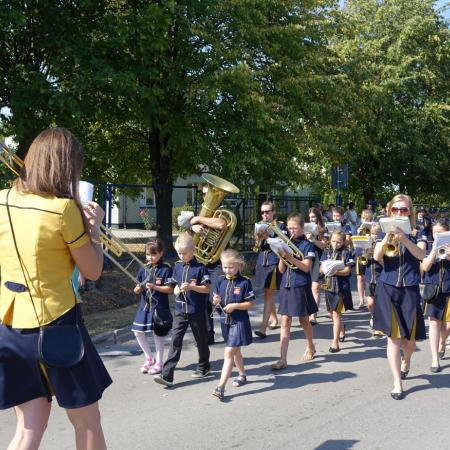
[329,346,340,353]
[148,362,163,375]
[270,359,287,371]
[232,375,247,387]
[212,386,225,401]
[339,325,346,343]
[302,348,316,361]
[140,357,155,374]
[400,360,410,379]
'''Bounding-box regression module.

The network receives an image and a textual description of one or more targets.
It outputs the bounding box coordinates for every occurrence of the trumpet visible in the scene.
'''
[268,222,304,269]
[351,236,373,265]
[436,246,448,261]
[0,142,147,285]
[384,233,399,258]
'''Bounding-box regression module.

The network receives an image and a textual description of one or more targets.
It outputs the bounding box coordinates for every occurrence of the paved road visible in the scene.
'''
[2,291,449,450]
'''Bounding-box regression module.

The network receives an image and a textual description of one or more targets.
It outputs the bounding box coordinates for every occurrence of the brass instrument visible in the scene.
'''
[252,221,269,252]
[268,222,304,269]
[0,142,22,176]
[0,142,147,285]
[436,246,447,261]
[320,246,337,290]
[358,222,374,237]
[193,174,239,265]
[351,235,373,266]
[384,233,400,257]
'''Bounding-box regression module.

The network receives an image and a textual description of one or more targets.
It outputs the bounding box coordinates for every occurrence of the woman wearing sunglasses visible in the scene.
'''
[373,194,426,400]
[254,202,284,337]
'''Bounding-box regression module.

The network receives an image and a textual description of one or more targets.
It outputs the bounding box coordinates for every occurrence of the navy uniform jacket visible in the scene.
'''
[137,261,172,311]
[281,236,316,288]
[167,258,210,314]
[424,251,450,294]
[256,222,287,267]
[320,248,355,293]
[213,274,255,322]
[378,234,421,287]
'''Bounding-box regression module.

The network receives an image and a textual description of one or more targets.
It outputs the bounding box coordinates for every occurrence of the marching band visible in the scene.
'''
[1,132,449,442]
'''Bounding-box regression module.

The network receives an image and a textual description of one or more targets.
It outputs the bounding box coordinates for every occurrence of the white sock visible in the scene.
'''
[134,332,153,360]
[153,334,165,364]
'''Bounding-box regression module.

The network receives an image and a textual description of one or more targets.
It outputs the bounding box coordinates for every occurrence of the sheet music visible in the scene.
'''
[325,222,342,232]
[304,223,319,235]
[267,237,293,256]
[379,217,412,234]
[177,211,194,228]
[434,231,450,249]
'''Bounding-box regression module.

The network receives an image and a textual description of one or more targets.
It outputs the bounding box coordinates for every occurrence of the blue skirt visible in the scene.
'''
[220,315,252,347]
[0,305,112,410]
[278,286,318,317]
[425,292,450,321]
[373,281,426,340]
[131,298,154,333]
[325,288,354,312]
[255,264,281,290]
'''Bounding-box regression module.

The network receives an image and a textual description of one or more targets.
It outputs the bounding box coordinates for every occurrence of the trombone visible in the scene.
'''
[0,142,147,285]
[268,222,304,269]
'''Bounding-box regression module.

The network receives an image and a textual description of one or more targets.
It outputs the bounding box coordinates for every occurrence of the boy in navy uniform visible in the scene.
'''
[154,233,211,387]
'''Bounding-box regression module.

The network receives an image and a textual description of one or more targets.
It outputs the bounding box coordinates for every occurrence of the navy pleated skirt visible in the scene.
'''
[424,292,450,321]
[0,305,112,410]
[324,288,354,312]
[278,286,318,317]
[373,281,426,340]
[220,316,252,347]
[255,264,281,290]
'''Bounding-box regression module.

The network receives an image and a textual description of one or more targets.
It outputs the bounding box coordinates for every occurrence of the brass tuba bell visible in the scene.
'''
[193,174,239,265]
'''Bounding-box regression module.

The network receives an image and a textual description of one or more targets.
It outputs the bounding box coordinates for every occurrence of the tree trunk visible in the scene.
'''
[148,130,175,254]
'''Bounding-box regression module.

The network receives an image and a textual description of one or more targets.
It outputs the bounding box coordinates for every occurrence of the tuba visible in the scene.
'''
[193,174,239,265]
[268,222,304,269]
[0,142,148,285]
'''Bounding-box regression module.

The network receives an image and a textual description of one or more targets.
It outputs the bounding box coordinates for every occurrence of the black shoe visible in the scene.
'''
[153,375,173,387]
[390,391,405,400]
[192,369,211,378]
[338,325,346,343]
[309,319,318,326]
[400,369,409,380]
[329,346,340,353]
[254,331,267,339]
[430,365,441,373]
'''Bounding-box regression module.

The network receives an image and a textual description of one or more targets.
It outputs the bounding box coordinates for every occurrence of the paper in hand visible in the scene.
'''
[177,211,195,228]
[379,217,411,235]
[267,237,293,256]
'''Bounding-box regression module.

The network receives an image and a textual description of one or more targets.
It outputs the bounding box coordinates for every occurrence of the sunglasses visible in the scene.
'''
[391,207,409,213]
[261,210,273,214]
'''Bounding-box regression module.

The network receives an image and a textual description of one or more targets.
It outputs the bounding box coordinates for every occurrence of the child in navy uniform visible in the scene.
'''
[271,213,318,370]
[154,233,211,387]
[421,220,450,373]
[132,239,173,374]
[211,250,255,400]
[320,230,355,353]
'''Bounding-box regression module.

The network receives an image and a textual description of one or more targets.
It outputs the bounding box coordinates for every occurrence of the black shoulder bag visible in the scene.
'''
[422,261,443,305]
[6,189,84,368]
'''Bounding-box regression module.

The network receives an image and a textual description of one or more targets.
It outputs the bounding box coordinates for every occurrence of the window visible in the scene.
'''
[139,187,155,207]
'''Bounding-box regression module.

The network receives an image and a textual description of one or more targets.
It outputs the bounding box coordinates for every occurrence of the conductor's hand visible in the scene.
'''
[84,202,105,227]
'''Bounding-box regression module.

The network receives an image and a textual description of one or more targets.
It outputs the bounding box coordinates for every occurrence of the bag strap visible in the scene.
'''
[5,189,78,327]
[5,188,42,326]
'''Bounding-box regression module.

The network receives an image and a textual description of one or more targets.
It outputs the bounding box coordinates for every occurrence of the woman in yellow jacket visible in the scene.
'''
[0,128,111,450]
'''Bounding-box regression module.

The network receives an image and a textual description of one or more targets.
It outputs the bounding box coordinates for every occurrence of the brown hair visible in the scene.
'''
[432,219,449,232]
[332,206,345,216]
[287,212,305,227]
[330,230,347,247]
[387,194,416,228]
[361,209,373,221]
[146,238,164,254]
[261,201,276,216]
[15,128,84,200]
[308,207,325,228]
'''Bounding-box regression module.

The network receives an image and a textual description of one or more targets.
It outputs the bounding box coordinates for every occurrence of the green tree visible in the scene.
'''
[65,0,340,249]
[334,0,449,204]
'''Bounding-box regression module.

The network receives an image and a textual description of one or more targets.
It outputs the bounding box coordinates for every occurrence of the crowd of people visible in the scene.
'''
[0,127,448,449]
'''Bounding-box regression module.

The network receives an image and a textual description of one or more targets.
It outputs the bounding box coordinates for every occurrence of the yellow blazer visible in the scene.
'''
[0,187,90,328]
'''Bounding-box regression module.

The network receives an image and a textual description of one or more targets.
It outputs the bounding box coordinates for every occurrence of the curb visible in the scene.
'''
[92,325,134,346]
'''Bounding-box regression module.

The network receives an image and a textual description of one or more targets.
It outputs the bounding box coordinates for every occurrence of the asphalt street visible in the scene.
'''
[2,290,449,450]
